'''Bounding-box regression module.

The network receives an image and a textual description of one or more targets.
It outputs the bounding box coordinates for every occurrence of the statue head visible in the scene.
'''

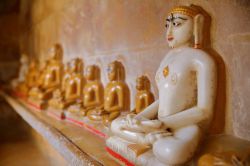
[107,61,125,81]
[39,60,49,70]
[48,43,63,61]
[20,54,28,64]
[64,62,70,73]
[69,58,83,74]
[29,60,36,68]
[86,65,100,81]
[166,5,204,49]
[136,75,151,91]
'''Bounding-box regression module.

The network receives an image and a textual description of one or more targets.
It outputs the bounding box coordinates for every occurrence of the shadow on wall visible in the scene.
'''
[198,6,227,135]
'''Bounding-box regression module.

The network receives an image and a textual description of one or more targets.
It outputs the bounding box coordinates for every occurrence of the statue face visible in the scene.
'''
[21,55,28,64]
[166,13,193,48]
[30,61,36,69]
[49,47,57,59]
[70,60,78,73]
[107,63,116,81]
[136,78,144,91]
[86,66,95,80]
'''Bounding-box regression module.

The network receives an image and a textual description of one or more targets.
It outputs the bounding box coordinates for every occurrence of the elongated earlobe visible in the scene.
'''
[194,14,204,49]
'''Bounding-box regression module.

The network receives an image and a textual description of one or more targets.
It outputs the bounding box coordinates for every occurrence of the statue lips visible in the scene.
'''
[168,36,174,41]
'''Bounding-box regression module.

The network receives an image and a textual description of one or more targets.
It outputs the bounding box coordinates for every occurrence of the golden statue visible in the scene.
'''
[198,150,250,166]
[16,60,40,96]
[134,75,154,114]
[28,44,63,108]
[87,61,129,124]
[67,65,104,117]
[49,58,83,109]
[26,60,40,88]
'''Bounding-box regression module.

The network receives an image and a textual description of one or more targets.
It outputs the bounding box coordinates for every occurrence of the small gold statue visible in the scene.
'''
[28,44,63,109]
[134,75,154,114]
[87,61,130,125]
[16,60,40,97]
[198,150,250,166]
[49,58,83,109]
[26,60,40,88]
[69,65,103,117]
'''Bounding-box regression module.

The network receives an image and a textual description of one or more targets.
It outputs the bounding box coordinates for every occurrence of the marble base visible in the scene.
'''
[106,136,166,166]
[65,111,110,139]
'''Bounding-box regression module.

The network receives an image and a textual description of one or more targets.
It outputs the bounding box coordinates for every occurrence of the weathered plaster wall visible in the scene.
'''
[20,0,250,140]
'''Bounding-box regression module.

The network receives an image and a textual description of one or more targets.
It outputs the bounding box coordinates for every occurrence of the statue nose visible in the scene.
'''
[167,24,173,36]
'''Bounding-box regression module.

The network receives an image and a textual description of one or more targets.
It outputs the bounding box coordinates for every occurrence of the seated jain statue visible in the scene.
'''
[78,65,104,116]
[26,60,40,88]
[68,65,102,117]
[134,75,154,114]
[87,61,130,125]
[28,44,63,108]
[106,5,217,166]
[11,54,29,92]
[49,58,83,109]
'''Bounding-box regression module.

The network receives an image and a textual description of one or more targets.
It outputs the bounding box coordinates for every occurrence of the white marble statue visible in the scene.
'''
[11,54,29,87]
[106,5,217,166]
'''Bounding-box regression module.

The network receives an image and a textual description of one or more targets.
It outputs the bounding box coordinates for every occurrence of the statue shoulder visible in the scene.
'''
[116,81,127,88]
[188,48,215,66]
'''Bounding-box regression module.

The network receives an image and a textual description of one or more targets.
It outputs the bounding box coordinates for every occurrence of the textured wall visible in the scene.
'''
[20,0,250,140]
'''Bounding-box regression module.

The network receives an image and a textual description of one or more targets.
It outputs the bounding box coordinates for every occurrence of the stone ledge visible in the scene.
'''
[0,91,118,166]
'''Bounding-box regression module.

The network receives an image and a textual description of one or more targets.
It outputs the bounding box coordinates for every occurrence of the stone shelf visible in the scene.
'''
[0,91,119,166]
[2,91,250,166]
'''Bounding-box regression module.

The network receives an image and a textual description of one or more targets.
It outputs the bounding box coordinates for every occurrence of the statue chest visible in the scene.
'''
[156,55,197,117]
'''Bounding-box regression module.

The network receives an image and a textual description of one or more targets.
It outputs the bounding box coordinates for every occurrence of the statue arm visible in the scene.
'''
[145,93,154,109]
[95,85,103,106]
[135,100,159,120]
[55,67,62,86]
[85,88,99,107]
[108,86,125,112]
[160,56,217,129]
[76,78,82,97]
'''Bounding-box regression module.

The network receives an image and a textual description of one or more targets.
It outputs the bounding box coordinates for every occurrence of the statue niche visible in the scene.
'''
[106,5,217,166]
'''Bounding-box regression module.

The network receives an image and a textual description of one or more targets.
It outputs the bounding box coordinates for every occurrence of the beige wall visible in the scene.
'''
[20,0,250,140]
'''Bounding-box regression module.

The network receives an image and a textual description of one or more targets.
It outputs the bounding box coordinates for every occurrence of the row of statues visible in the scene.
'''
[14,45,155,125]
[14,4,250,166]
